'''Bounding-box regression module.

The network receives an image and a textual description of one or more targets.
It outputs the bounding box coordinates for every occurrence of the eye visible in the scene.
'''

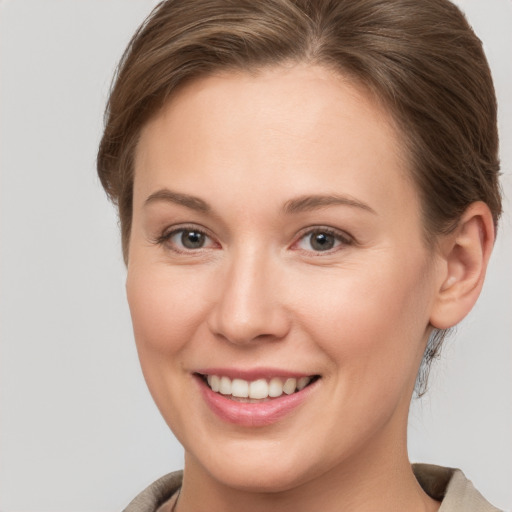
[295,228,351,253]
[156,226,218,253]
[172,229,207,249]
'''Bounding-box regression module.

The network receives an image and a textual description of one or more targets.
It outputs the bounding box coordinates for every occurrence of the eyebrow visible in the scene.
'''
[144,188,376,216]
[144,189,211,213]
[283,194,376,215]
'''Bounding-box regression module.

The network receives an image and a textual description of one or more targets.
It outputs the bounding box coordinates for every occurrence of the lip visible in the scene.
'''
[194,370,320,427]
[194,367,313,381]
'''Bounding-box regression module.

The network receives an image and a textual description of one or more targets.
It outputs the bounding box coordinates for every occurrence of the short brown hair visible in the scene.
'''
[97,0,501,394]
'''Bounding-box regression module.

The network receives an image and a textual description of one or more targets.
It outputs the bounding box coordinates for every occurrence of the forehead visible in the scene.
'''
[134,64,418,222]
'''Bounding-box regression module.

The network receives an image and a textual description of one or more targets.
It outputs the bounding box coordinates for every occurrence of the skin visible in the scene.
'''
[127,64,494,512]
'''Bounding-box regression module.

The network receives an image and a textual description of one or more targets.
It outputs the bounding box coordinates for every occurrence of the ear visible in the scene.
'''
[430,201,495,330]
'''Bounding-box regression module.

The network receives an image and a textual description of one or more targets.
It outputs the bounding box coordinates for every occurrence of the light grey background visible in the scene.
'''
[0,0,510,510]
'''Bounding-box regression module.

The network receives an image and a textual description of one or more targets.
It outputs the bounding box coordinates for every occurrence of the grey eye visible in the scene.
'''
[296,228,350,253]
[165,228,213,251]
[309,232,335,251]
[180,230,206,249]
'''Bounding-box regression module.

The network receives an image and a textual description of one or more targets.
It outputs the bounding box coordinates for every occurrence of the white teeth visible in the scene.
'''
[297,376,311,391]
[283,378,297,395]
[231,378,249,398]
[268,377,284,397]
[205,374,315,399]
[249,379,269,399]
[219,376,232,395]
[209,375,220,392]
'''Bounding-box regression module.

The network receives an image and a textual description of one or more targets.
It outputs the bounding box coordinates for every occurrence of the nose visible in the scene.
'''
[207,249,291,345]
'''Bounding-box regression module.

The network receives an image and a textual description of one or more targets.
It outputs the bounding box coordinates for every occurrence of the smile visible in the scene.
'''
[195,371,321,427]
[202,374,318,401]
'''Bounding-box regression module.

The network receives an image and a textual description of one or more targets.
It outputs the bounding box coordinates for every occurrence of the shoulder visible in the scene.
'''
[123,471,183,512]
[413,464,502,512]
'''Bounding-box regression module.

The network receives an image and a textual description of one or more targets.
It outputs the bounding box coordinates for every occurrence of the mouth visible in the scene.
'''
[196,373,320,402]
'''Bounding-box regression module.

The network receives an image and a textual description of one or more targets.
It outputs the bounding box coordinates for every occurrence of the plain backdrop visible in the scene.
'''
[0,0,511,511]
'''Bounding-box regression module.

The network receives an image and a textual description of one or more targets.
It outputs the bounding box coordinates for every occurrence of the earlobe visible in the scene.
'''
[430,202,495,330]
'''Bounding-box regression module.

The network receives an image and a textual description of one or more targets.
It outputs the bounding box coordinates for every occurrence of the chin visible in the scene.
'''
[186,438,327,494]
[210,461,312,493]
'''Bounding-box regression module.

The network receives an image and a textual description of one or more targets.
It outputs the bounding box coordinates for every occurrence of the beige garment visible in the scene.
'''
[412,464,502,512]
[123,464,502,512]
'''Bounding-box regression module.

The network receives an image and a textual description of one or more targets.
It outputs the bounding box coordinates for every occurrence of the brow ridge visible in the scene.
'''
[283,194,376,215]
[144,189,376,216]
[144,189,210,212]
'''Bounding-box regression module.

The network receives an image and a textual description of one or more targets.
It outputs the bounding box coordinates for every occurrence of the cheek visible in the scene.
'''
[125,263,211,430]
[295,254,432,386]
[126,264,207,356]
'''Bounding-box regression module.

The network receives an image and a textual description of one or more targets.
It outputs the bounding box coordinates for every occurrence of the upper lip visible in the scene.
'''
[194,367,318,381]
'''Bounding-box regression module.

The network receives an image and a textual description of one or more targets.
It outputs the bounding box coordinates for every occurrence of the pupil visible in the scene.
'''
[311,232,334,251]
[181,230,205,249]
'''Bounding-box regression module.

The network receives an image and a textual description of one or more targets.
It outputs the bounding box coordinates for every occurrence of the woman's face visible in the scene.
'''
[128,65,441,491]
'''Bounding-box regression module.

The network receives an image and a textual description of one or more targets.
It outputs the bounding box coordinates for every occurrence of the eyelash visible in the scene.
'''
[153,225,216,254]
[293,227,353,254]
[153,225,353,255]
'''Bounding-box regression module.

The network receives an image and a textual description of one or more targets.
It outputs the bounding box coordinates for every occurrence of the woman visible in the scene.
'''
[97,0,503,510]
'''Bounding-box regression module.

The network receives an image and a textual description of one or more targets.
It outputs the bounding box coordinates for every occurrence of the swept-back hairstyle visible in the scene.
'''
[97,0,501,394]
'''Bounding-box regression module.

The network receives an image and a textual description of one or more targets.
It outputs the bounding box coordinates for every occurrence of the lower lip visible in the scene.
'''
[195,375,319,427]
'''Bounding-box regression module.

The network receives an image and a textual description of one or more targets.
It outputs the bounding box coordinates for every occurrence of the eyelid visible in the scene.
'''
[151,223,353,254]
[152,224,220,253]
[291,226,354,253]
